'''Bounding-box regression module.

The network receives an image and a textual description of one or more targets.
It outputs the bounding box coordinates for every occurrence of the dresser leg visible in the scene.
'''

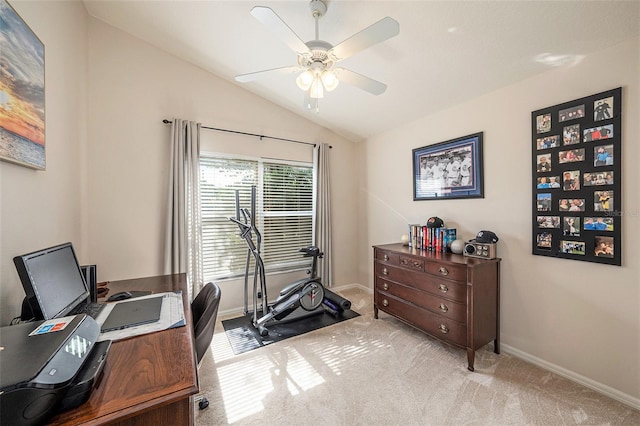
[467,349,475,372]
[373,305,379,319]
[494,337,500,354]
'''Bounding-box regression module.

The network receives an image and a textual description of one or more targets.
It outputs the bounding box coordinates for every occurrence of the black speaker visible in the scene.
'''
[20,297,40,321]
[80,265,98,303]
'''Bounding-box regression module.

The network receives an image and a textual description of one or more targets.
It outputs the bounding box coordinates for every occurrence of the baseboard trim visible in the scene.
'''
[218,306,244,319]
[330,283,373,293]
[501,343,640,410]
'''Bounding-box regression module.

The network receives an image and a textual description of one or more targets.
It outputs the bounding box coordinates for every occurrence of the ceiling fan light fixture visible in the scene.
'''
[296,69,315,91]
[320,69,339,91]
[309,77,324,98]
[238,3,400,112]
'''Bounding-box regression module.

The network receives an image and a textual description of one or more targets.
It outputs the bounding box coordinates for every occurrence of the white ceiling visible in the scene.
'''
[82,1,639,142]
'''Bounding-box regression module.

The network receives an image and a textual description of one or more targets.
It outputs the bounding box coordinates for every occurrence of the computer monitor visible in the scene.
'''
[14,242,89,320]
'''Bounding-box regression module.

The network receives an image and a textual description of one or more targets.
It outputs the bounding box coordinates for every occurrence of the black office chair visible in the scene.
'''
[191,282,221,410]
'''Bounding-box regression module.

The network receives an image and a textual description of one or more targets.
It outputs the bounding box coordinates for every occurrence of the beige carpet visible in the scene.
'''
[195,288,639,425]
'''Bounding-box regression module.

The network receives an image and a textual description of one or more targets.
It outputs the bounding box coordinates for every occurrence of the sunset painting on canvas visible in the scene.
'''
[0,0,45,169]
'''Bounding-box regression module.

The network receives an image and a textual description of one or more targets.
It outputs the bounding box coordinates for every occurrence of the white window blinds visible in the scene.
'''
[200,155,313,280]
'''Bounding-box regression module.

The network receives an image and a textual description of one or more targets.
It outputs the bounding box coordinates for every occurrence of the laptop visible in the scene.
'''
[14,242,105,321]
[100,296,163,332]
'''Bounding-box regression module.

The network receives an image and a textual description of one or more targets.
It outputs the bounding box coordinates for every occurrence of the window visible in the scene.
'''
[200,154,314,280]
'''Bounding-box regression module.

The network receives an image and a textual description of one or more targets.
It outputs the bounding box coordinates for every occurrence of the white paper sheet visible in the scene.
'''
[96,291,186,342]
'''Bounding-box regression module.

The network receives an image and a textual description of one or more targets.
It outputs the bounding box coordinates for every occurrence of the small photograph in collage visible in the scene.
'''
[594,96,613,121]
[560,240,585,255]
[559,148,584,164]
[563,217,580,236]
[594,190,613,212]
[583,171,613,186]
[536,113,552,133]
[537,176,561,189]
[537,154,552,172]
[559,198,585,212]
[594,145,614,166]
[559,105,585,122]
[562,124,580,145]
[537,233,552,250]
[537,135,560,150]
[561,170,580,191]
[594,236,614,257]
[537,193,552,211]
[537,216,560,229]
[583,124,613,142]
[584,217,614,231]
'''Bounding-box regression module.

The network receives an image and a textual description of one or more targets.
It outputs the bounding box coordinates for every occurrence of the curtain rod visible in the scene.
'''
[162,119,331,148]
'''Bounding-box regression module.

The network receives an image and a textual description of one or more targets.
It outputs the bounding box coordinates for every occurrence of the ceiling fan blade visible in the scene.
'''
[250,6,311,55]
[334,68,387,95]
[330,17,399,61]
[235,66,299,83]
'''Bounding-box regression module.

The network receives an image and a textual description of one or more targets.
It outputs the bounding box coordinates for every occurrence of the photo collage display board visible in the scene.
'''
[531,87,621,265]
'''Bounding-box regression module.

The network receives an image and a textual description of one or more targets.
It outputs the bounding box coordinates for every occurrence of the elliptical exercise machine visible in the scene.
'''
[230,186,325,337]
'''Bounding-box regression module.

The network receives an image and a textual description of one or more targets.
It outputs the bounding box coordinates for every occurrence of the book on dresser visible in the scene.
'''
[372,243,501,371]
[407,224,456,252]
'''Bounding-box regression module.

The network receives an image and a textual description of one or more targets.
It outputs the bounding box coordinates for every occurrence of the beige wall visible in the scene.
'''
[359,37,640,404]
[0,0,87,324]
[85,17,360,310]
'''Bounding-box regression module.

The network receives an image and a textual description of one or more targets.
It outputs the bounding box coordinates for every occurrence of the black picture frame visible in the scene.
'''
[531,88,621,266]
[413,132,484,200]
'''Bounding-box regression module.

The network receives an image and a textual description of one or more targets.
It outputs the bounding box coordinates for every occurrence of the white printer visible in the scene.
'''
[0,314,110,426]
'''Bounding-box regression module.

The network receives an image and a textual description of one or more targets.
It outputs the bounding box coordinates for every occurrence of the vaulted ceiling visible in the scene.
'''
[83,1,639,142]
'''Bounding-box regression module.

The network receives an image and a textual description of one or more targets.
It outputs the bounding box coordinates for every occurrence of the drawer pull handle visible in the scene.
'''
[382,299,389,307]
[438,284,448,293]
[439,303,448,313]
[382,282,389,291]
[382,268,389,276]
[401,258,421,269]
[438,266,449,276]
[439,324,449,334]
[383,254,389,261]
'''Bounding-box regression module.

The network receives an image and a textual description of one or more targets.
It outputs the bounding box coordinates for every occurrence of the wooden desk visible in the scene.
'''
[49,274,199,426]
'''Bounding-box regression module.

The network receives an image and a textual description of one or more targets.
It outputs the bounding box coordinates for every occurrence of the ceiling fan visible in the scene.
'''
[235,0,400,112]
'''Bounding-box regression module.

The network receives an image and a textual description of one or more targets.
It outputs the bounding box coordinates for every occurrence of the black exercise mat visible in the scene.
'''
[223,307,360,355]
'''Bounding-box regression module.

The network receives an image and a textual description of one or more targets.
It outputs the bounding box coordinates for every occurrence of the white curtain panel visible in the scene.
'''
[165,118,204,300]
[314,143,333,287]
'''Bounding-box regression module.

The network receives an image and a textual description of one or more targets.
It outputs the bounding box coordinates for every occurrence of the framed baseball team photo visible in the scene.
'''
[413,132,484,201]
[531,87,622,266]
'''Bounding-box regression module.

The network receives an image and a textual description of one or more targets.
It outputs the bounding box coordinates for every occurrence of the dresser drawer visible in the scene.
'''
[376,249,425,272]
[424,262,467,282]
[375,278,466,323]
[375,293,466,347]
[375,249,399,265]
[375,263,467,303]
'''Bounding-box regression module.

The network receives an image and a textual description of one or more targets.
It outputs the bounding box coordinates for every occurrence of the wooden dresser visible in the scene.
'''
[373,243,501,371]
